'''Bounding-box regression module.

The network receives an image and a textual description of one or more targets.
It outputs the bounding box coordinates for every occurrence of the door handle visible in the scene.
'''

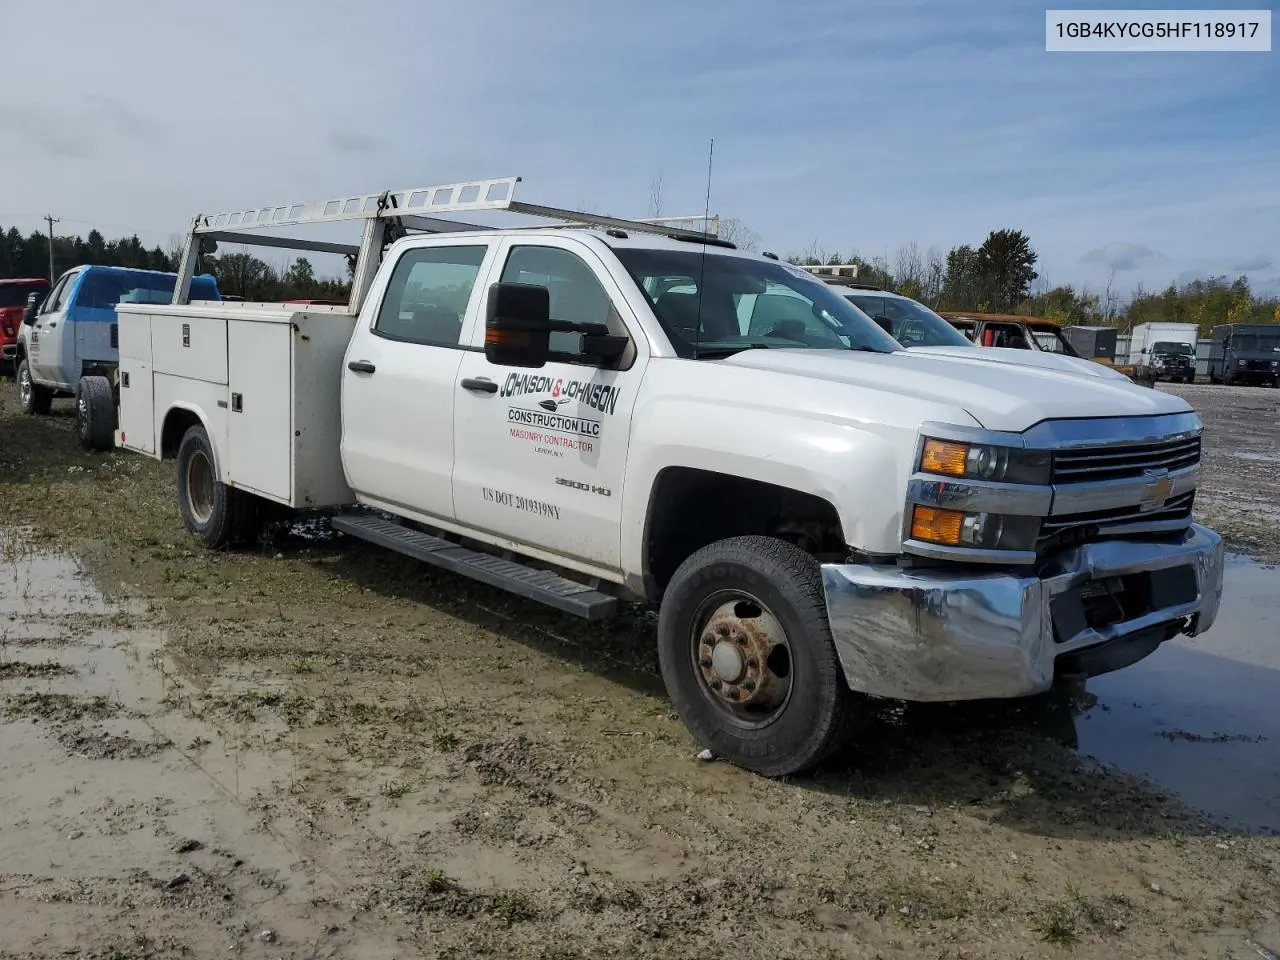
[347,360,376,374]
[460,377,498,394]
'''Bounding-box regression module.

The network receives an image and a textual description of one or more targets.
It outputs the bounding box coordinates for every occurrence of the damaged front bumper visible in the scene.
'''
[820,523,1225,702]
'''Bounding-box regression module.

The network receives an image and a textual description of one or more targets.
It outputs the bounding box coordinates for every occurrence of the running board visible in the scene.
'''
[329,514,620,621]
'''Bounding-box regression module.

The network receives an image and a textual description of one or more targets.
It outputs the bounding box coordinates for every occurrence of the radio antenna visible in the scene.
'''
[694,138,714,356]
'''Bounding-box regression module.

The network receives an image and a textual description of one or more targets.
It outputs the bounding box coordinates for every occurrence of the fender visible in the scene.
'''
[619,359,983,580]
[159,402,224,478]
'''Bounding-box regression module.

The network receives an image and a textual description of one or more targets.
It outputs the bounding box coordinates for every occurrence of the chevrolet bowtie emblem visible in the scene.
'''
[1140,468,1174,511]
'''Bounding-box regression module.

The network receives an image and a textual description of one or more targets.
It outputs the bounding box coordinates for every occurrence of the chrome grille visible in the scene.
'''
[1039,491,1195,546]
[1051,435,1200,483]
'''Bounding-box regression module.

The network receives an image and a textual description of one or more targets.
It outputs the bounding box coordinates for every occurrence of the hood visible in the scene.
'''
[908,344,1131,381]
[719,348,1190,433]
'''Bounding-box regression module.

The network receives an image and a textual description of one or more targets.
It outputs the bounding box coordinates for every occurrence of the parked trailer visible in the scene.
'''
[1207,323,1280,387]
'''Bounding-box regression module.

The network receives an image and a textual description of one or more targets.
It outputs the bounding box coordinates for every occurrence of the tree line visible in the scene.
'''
[0,224,350,303]
[785,228,1278,336]
[4,219,1276,336]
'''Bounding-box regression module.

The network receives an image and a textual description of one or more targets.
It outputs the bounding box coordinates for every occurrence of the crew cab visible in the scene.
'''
[111,178,1226,777]
[15,264,220,448]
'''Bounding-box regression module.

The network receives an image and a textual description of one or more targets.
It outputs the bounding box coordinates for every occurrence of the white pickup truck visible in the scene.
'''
[111,178,1225,777]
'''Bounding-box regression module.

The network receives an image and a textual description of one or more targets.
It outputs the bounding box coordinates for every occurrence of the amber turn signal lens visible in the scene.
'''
[910,506,965,545]
[485,327,530,347]
[920,439,969,477]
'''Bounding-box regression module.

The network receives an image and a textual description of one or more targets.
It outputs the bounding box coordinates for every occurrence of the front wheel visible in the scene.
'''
[175,424,259,548]
[657,535,856,777]
[17,359,52,415]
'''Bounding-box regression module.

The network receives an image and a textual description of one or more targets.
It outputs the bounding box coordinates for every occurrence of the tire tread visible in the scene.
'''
[658,535,856,777]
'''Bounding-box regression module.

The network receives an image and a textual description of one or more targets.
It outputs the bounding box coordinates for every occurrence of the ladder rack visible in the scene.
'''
[172,175,725,311]
[799,263,860,279]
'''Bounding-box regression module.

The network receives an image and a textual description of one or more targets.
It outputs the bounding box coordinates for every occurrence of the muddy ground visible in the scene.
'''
[1172,382,1280,565]
[1,381,1278,960]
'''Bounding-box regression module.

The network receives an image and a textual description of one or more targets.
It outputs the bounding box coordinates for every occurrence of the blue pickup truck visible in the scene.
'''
[16,265,220,448]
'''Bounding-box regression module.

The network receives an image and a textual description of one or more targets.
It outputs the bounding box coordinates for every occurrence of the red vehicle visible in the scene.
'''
[0,278,50,373]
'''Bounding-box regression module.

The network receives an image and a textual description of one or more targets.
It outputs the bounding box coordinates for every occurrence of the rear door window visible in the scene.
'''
[374,244,489,346]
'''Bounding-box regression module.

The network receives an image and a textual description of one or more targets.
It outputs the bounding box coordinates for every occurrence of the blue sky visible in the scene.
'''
[0,0,1276,298]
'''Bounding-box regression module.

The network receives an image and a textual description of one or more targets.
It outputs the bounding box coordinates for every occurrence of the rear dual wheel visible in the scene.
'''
[657,535,857,777]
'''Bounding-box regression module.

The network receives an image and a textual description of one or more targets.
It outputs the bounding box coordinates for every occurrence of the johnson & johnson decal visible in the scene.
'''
[499,373,621,416]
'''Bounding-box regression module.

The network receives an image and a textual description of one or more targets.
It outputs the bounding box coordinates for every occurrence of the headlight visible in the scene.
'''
[909,506,1040,551]
[919,438,1050,485]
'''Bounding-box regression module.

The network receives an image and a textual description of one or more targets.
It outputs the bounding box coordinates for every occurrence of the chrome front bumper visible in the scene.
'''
[821,524,1225,702]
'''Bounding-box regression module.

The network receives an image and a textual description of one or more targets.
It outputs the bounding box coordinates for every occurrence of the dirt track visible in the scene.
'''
[1,380,1278,959]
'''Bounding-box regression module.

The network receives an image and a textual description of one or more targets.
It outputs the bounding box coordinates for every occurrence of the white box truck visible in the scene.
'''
[1128,322,1199,383]
[100,177,1224,777]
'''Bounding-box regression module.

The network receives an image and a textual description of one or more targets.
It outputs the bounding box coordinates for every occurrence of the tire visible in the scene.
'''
[75,375,116,452]
[16,358,52,415]
[175,423,258,548]
[657,535,856,777]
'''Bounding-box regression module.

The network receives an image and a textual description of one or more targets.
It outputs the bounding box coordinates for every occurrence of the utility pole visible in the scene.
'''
[44,214,60,282]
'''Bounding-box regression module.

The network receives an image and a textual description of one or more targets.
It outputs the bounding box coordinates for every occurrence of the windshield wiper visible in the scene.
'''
[694,342,889,359]
[693,342,775,359]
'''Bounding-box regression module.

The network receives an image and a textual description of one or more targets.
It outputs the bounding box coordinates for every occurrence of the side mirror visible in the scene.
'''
[484,282,551,368]
[22,293,40,325]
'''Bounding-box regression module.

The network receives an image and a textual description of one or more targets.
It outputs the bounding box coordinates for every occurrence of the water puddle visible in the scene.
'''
[0,530,406,956]
[1076,555,1280,834]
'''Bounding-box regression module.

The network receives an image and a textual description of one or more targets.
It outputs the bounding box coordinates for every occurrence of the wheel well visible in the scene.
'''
[643,467,846,600]
[160,408,203,460]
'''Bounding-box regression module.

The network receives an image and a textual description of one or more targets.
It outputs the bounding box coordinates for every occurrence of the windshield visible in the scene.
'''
[1231,333,1280,353]
[612,248,902,358]
[1030,329,1077,354]
[843,292,971,348]
[0,282,49,308]
[1152,341,1193,356]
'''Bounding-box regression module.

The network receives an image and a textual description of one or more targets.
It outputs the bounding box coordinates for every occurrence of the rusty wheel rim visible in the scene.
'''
[186,449,214,526]
[690,590,793,728]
